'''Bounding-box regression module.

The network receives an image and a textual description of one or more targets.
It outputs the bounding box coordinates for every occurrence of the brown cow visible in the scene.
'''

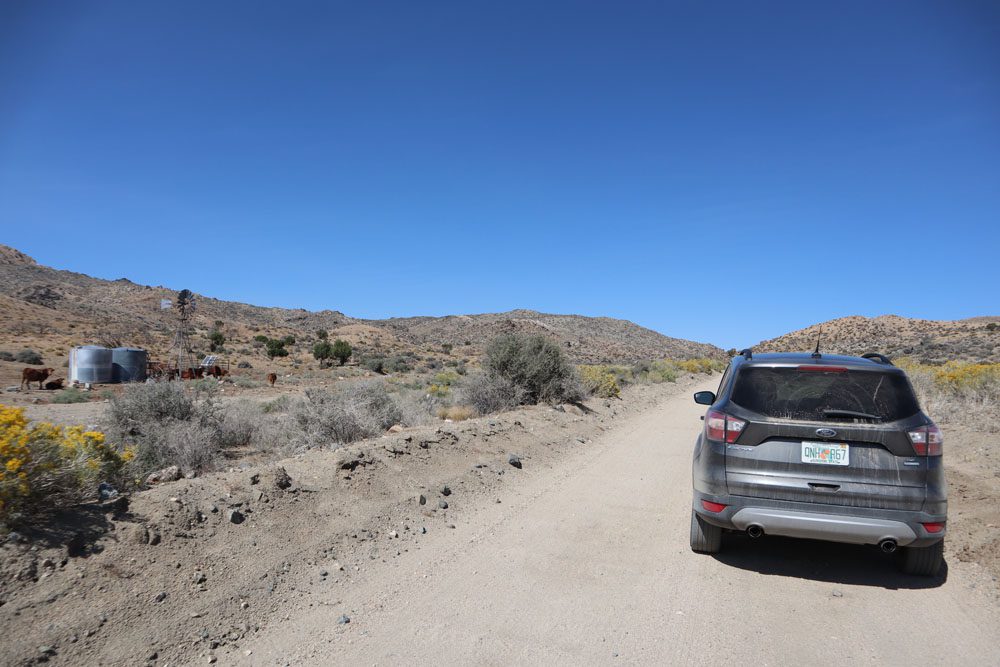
[266,372,277,387]
[207,365,228,379]
[180,367,205,380]
[21,367,54,390]
[44,378,65,390]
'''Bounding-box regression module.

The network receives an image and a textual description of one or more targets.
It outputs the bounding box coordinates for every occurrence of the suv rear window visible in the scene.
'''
[731,367,920,422]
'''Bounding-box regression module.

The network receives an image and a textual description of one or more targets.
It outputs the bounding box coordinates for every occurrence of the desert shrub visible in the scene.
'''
[677,358,726,374]
[437,405,476,421]
[441,343,453,355]
[579,366,622,399]
[14,349,42,365]
[282,335,296,346]
[207,329,226,352]
[0,351,13,362]
[897,358,1000,431]
[392,389,438,427]
[1,405,131,523]
[332,339,352,366]
[52,388,90,404]
[229,375,261,389]
[364,357,386,374]
[432,370,461,386]
[253,334,269,344]
[646,360,680,383]
[317,329,328,340]
[460,372,527,414]
[293,382,403,446]
[261,395,292,414]
[102,383,227,474]
[312,341,334,366]
[482,334,583,405]
[427,383,451,398]
[265,338,289,359]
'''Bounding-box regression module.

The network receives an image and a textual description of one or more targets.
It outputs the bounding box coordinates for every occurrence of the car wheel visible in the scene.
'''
[897,540,944,576]
[690,509,722,554]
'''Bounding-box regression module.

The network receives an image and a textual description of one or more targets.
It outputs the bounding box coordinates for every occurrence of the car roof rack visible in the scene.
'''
[861,352,893,366]
[739,348,753,360]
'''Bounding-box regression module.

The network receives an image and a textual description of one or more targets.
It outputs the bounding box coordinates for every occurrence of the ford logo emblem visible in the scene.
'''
[816,428,837,439]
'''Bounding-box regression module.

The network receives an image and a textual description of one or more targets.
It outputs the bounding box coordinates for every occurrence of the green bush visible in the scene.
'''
[14,349,42,365]
[332,339,352,366]
[316,329,329,340]
[0,351,13,362]
[312,341,333,366]
[52,388,90,404]
[480,334,583,405]
[207,329,226,352]
[265,339,289,359]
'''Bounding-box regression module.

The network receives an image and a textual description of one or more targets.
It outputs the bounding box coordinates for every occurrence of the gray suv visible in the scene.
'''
[690,350,946,576]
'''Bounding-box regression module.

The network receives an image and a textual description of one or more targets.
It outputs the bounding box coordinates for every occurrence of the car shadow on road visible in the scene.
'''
[713,534,947,590]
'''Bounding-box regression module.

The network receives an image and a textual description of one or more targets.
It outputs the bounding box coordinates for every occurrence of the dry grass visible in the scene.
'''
[437,405,476,421]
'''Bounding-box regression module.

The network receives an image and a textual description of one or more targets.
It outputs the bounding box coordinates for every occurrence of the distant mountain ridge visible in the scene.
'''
[755,314,1000,363]
[0,245,721,364]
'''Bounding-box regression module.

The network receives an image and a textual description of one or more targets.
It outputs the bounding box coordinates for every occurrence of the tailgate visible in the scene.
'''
[726,422,927,511]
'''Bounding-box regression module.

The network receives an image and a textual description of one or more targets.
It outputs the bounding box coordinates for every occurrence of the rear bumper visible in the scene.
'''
[693,491,946,548]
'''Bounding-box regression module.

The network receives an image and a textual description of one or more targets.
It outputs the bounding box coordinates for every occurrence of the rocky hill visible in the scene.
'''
[0,245,721,365]
[755,314,1000,363]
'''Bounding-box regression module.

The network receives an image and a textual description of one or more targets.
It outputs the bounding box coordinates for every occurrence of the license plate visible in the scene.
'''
[801,441,850,466]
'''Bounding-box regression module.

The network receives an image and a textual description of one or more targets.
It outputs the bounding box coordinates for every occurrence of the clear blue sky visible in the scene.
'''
[1,1,998,349]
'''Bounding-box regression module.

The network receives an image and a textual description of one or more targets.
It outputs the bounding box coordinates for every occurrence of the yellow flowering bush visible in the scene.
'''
[579,366,622,399]
[0,404,131,522]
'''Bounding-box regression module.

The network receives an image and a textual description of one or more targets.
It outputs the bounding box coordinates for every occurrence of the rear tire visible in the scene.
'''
[897,540,944,576]
[690,509,722,553]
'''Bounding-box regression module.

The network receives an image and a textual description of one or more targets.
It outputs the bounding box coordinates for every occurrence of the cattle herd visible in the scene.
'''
[16,361,279,391]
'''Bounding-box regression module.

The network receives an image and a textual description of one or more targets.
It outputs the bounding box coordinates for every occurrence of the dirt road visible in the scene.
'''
[243,380,1000,666]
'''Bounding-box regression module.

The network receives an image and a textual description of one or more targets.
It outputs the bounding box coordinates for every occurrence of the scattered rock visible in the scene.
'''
[832,589,844,598]
[249,473,260,485]
[237,361,252,369]
[193,572,207,584]
[227,509,245,525]
[336,614,350,625]
[146,466,182,485]
[388,424,404,433]
[154,591,167,603]
[440,485,451,496]
[388,531,398,539]
[270,466,292,490]
[418,494,427,505]
[508,454,522,469]
[438,500,449,510]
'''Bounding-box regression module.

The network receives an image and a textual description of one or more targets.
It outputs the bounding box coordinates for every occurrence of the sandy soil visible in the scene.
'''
[1,375,997,666]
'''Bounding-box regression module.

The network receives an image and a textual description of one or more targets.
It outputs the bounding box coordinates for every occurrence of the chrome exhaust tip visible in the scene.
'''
[879,539,897,554]
[746,524,764,539]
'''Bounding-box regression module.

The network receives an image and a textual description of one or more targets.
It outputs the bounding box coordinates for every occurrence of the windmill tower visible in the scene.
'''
[165,289,197,373]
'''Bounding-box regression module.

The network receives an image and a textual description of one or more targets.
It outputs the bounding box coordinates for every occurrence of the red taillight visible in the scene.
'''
[907,424,943,456]
[921,522,945,534]
[705,410,747,444]
[701,500,727,513]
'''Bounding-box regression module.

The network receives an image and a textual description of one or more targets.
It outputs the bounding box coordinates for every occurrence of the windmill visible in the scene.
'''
[165,289,197,374]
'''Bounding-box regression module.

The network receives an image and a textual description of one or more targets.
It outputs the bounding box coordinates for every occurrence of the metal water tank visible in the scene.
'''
[111,347,148,383]
[69,345,113,384]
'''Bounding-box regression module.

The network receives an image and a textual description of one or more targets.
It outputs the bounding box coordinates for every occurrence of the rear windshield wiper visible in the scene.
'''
[822,409,881,421]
